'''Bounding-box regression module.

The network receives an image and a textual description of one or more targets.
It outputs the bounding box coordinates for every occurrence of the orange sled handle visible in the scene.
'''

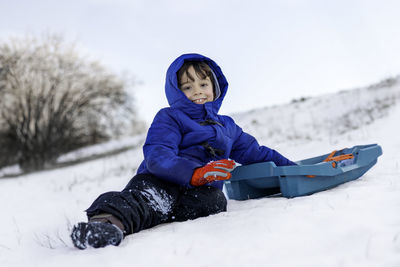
[306,150,354,178]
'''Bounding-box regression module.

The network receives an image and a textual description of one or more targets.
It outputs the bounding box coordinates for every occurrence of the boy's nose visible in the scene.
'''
[193,85,201,95]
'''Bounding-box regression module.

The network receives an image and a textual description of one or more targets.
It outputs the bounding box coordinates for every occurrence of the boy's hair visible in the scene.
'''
[177,61,219,99]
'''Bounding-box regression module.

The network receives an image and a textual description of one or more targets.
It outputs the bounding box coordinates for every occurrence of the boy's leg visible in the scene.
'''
[173,186,227,222]
[85,174,180,235]
[71,176,227,249]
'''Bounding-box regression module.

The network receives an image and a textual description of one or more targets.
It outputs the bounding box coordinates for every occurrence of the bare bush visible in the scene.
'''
[0,34,141,172]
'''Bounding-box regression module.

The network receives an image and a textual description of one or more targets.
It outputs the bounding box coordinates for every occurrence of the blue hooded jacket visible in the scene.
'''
[137,53,295,189]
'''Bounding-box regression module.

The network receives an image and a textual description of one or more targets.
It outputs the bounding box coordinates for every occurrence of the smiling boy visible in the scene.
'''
[71,53,296,249]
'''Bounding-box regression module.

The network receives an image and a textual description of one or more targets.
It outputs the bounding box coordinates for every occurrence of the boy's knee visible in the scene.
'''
[123,174,180,196]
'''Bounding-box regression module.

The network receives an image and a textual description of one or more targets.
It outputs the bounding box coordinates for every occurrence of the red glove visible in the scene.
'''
[191,159,237,186]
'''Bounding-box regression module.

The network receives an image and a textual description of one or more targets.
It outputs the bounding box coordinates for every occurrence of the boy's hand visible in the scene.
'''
[191,159,237,186]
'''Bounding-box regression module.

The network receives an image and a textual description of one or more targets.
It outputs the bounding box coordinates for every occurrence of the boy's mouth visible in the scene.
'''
[192,98,207,104]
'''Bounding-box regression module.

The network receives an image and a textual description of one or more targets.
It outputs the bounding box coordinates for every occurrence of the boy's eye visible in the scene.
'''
[182,86,191,91]
[201,83,209,87]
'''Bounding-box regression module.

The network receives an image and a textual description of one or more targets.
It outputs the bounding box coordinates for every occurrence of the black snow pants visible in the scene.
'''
[85,174,227,235]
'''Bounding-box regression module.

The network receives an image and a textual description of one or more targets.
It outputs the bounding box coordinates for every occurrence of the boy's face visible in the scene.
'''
[179,65,214,104]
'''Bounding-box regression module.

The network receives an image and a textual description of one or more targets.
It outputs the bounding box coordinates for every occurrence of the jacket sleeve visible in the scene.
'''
[143,109,202,187]
[229,124,296,166]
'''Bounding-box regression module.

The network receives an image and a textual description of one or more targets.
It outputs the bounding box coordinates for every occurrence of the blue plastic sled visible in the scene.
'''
[224,144,382,199]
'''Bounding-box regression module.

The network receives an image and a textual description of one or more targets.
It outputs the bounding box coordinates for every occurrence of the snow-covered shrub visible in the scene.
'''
[0,34,142,172]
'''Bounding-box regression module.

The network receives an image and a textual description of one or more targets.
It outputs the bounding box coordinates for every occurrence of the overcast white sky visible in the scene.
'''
[1,0,400,123]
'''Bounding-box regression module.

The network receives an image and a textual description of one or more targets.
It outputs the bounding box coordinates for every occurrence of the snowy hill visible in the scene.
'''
[231,76,400,150]
[1,77,400,267]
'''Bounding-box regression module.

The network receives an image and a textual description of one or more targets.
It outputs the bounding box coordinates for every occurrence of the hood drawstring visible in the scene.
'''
[201,142,225,158]
[198,119,223,127]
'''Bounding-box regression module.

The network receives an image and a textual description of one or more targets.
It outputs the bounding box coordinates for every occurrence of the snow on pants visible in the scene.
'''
[85,174,227,235]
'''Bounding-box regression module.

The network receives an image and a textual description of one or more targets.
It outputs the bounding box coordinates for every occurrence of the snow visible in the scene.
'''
[1,80,400,267]
[140,186,174,220]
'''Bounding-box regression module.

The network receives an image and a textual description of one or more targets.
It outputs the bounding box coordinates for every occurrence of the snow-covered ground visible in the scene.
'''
[1,79,400,267]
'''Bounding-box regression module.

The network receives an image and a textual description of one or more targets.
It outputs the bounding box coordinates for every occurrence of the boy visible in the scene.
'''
[71,53,296,249]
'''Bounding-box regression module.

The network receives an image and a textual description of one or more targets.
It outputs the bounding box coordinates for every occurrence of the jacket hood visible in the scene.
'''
[165,53,229,119]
